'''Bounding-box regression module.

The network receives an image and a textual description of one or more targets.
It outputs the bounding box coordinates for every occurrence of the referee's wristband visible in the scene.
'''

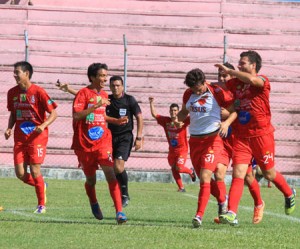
[136,137,142,141]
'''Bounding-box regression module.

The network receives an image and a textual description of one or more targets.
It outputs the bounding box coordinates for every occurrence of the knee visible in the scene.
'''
[262,170,275,181]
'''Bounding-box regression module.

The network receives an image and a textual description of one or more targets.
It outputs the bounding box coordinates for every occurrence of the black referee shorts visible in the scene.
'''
[112,132,133,161]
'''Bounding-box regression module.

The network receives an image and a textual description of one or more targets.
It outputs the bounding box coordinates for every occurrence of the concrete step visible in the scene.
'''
[16,0,222,13]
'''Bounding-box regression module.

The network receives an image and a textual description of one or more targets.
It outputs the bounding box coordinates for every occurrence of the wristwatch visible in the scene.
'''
[136,137,142,141]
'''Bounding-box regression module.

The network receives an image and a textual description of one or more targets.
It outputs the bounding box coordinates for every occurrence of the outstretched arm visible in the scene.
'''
[56,80,78,95]
[214,64,264,87]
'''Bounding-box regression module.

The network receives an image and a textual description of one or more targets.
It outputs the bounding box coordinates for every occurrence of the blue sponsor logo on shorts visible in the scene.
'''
[88,126,104,140]
[170,139,178,147]
[20,121,36,135]
[238,111,251,125]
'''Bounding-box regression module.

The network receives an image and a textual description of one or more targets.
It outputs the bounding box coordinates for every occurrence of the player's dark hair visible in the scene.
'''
[14,61,33,79]
[87,63,108,82]
[170,103,179,110]
[110,75,123,85]
[223,62,235,70]
[240,50,262,73]
[184,68,206,87]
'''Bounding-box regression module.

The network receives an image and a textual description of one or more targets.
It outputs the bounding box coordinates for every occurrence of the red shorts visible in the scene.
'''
[219,136,233,167]
[232,132,275,171]
[189,135,224,173]
[14,143,46,165]
[75,149,114,177]
[168,151,188,169]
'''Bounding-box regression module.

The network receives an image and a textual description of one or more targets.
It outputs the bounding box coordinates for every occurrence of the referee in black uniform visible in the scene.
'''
[106,75,143,207]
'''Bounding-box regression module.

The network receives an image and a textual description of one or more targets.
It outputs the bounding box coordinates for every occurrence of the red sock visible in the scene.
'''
[23,172,35,186]
[171,168,184,190]
[85,182,97,204]
[272,171,293,197]
[247,179,263,206]
[177,166,193,175]
[108,179,122,213]
[216,181,227,204]
[210,179,219,199]
[33,175,45,206]
[196,182,210,218]
[228,178,244,214]
[210,179,226,203]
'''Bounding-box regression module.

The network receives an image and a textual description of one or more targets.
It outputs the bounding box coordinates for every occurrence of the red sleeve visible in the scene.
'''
[73,89,87,113]
[183,89,192,105]
[156,115,167,127]
[208,84,234,108]
[7,88,14,112]
[38,87,58,113]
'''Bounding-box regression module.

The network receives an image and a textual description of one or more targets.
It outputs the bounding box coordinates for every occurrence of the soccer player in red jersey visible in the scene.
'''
[176,68,237,227]
[71,63,127,224]
[212,62,264,224]
[148,97,196,192]
[5,61,58,214]
[215,50,296,225]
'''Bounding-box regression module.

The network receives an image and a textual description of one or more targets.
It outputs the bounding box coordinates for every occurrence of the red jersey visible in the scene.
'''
[7,84,57,145]
[156,115,190,153]
[226,75,275,138]
[71,87,111,152]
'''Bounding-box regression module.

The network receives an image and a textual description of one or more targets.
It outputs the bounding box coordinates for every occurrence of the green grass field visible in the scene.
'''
[0,178,299,249]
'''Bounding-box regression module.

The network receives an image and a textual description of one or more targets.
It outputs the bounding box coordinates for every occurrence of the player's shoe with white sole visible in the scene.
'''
[285,188,296,215]
[192,216,202,228]
[34,205,46,214]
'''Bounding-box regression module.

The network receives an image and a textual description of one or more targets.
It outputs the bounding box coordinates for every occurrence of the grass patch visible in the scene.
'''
[0,178,299,249]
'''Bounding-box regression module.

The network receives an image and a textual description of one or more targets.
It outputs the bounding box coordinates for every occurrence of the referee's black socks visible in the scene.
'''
[116,170,129,197]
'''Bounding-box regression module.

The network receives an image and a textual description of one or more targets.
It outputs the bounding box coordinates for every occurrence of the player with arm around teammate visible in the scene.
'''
[212,62,265,224]
[215,50,296,226]
[149,97,196,192]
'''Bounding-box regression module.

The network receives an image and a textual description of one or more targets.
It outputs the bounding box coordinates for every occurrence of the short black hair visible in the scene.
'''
[240,50,262,73]
[110,75,123,85]
[223,62,235,70]
[14,61,33,79]
[184,68,206,87]
[87,63,108,82]
[170,103,179,110]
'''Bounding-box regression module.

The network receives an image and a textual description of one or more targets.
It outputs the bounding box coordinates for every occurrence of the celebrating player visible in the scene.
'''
[5,61,57,214]
[71,63,127,224]
[177,68,237,227]
[149,97,196,192]
[215,50,296,225]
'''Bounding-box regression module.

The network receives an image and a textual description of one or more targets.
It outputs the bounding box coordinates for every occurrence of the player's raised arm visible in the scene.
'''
[148,97,158,119]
